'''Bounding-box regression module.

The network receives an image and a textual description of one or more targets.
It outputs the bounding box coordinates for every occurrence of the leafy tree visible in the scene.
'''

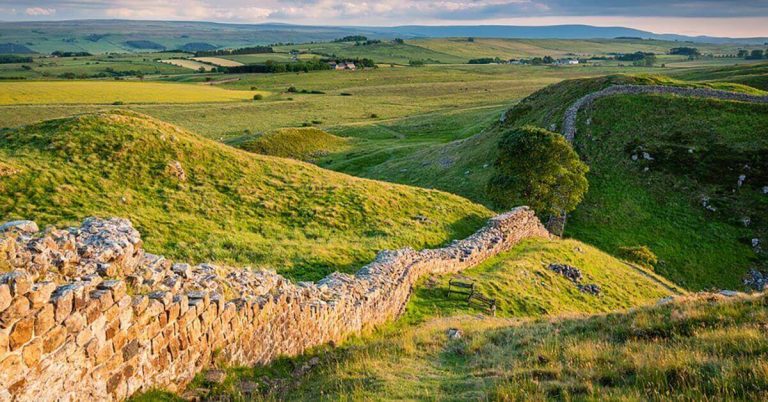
[746,49,765,60]
[487,126,589,216]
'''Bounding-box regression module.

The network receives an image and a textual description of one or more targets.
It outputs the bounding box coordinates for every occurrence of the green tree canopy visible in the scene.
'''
[487,126,589,216]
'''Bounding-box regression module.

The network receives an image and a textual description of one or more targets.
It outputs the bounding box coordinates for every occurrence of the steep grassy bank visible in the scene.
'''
[0,111,492,280]
[568,94,767,289]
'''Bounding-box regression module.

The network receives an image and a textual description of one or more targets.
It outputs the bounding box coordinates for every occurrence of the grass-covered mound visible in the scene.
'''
[132,236,684,401]
[0,111,493,280]
[231,127,349,162]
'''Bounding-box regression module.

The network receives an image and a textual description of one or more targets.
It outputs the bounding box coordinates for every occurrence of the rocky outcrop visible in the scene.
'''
[562,85,768,142]
[0,207,549,401]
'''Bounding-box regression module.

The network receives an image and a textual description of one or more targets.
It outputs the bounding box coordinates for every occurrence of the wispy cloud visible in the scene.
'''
[1,1,767,36]
[25,6,56,16]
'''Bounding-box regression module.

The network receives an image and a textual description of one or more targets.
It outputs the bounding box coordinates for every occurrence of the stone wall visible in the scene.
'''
[562,85,768,142]
[0,207,549,401]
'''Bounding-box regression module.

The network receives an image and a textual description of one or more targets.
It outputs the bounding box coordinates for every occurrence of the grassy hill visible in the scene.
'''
[229,127,350,162]
[0,111,493,280]
[170,291,766,401]
[316,70,768,290]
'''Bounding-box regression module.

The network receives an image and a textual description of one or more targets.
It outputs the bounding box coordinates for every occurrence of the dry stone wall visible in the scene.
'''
[562,85,768,142]
[0,207,549,401]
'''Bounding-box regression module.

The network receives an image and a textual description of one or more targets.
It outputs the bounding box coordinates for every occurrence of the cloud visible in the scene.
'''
[25,7,56,16]
[3,0,768,25]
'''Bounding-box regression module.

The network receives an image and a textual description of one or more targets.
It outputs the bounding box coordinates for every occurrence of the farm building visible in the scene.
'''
[329,61,356,70]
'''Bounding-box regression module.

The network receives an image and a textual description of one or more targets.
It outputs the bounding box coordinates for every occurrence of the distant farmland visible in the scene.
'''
[191,57,244,67]
[0,81,265,104]
[160,59,214,71]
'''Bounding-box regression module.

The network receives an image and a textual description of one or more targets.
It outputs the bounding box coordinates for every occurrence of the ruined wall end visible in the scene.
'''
[0,207,549,401]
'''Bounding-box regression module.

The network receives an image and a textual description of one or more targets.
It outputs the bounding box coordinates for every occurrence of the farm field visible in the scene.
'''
[191,57,244,67]
[0,64,663,134]
[160,58,214,71]
[0,81,264,104]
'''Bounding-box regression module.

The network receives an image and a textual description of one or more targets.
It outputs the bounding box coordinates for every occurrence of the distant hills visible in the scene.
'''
[0,20,765,54]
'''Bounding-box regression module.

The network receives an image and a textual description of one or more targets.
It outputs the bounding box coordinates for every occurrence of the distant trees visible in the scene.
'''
[487,126,589,216]
[333,35,367,42]
[746,49,765,60]
[409,60,425,67]
[468,57,502,64]
[467,37,475,42]
[0,55,32,64]
[194,46,273,57]
[225,58,332,74]
[51,51,91,57]
[393,38,405,44]
[738,49,749,58]
[354,40,382,46]
[670,47,701,57]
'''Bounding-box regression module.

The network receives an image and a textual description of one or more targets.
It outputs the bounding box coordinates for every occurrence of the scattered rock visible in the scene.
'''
[657,296,675,305]
[642,152,654,161]
[719,290,739,297]
[741,217,751,227]
[446,328,463,340]
[204,369,227,384]
[763,186,768,194]
[737,174,747,187]
[577,284,601,296]
[0,221,39,234]
[166,160,186,182]
[743,269,767,291]
[412,215,429,224]
[547,263,582,283]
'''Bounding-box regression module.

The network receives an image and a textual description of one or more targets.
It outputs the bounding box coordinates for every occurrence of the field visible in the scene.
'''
[0,81,264,104]
[0,52,190,79]
[159,58,214,71]
[0,64,663,134]
[190,57,244,67]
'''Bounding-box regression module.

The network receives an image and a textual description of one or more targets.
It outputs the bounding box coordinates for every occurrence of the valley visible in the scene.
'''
[0,19,767,401]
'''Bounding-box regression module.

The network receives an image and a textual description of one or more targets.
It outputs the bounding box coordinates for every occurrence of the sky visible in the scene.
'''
[1,1,767,37]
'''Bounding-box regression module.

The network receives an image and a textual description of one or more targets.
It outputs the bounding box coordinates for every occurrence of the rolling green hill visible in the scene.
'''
[317,69,768,290]
[0,110,493,280]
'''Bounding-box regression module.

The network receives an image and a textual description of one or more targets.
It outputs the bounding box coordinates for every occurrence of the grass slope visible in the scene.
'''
[230,127,350,162]
[325,72,766,290]
[268,292,767,401]
[0,111,492,280]
[569,94,767,290]
[132,235,684,401]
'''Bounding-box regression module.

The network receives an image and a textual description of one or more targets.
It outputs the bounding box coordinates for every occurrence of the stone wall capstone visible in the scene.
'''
[0,207,549,401]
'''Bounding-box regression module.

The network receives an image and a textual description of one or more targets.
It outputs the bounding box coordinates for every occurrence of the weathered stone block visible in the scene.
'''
[21,338,42,366]
[9,317,33,350]
[0,285,12,313]
[0,297,29,329]
[34,304,54,335]
[43,325,67,354]
[27,282,56,309]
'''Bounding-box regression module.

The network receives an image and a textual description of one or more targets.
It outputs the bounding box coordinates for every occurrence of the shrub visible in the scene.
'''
[340,92,352,96]
[487,126,588,216]
[370,113,379,118]
[112,101,124,105]
[253,94,263,100]
[287,86,298,93]
[619,246,659,268]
